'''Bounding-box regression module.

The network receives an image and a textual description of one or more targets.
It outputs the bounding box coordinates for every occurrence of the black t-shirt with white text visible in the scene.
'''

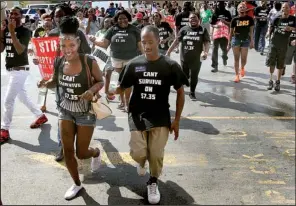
[178,25,211,61]
[104,24,141,60]
[119,55,189,131]
[4,26,31,69]
[211,9,232,25]
[270,15,296,48]
[175,11,190,30]
[231,15,254,40]
[55,55,94,114]
[157,22,173,51]
[254,6,270,26]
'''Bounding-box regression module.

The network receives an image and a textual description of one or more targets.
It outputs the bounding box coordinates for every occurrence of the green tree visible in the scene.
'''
[48,0,60,3]
[19,1,28,8]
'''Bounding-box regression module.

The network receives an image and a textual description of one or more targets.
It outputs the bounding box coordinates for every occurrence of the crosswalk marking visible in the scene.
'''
[25,152,209,170]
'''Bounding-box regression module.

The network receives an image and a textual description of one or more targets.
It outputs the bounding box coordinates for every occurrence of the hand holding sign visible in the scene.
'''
[37,79,47,88]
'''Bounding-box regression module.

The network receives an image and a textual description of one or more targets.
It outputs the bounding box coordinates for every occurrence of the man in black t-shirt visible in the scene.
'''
[115,25,188,205]
[152,12,173,54]
[266,3,296,91]
[175,1,193,36]
[167,12,211,101]
[254,1,270,54]
[48,5,91,54]
[0,7,48,144]
[174,2,193,53]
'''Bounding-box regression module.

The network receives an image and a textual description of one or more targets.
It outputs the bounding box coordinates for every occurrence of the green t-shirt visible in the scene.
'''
[201,9,212,23]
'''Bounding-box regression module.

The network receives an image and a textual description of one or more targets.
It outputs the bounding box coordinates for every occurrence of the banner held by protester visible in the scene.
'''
[31,37,60,80]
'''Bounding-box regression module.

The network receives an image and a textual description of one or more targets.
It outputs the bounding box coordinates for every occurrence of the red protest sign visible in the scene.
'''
[31,37,60,80]
[165,15,175,29]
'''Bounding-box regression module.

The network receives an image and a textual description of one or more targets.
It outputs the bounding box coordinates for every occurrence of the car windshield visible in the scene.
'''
[30,5,48,9]
[29,9,36,14]
[22,9,28,14]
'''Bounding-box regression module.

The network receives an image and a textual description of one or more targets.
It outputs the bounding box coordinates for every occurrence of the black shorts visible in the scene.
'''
[285,45,296,65]
[265,45,288,69]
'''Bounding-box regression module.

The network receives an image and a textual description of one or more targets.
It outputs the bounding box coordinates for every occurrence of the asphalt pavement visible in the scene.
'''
[1,46,295,205]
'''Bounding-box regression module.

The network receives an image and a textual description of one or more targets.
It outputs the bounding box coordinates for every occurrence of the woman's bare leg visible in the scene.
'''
[60,120,80,185]
[232,46,241,75]
[75,125,100,160]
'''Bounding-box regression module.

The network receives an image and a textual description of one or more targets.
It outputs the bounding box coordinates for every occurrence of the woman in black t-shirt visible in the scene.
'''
[38,17,104,200]
[90,10,143,112]
[229,2,254,83]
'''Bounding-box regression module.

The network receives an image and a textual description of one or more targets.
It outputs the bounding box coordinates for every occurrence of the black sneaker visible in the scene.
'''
[211,67,218,73]
[282,67,286,76]
[55,147,64,162]
[223,59,227,66]
[274,80,280,91]
[189,93,197,101]
[267,80,274,90]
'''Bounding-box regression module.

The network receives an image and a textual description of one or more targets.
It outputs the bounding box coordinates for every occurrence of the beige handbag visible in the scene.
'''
[84,55,112,120]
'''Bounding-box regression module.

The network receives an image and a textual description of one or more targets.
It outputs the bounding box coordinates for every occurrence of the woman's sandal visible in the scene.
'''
[117,103,125,109]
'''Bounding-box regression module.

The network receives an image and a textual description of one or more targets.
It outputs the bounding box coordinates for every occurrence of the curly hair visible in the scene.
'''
[113,10,132,23]
[50,3,75,19]
[59,16,79,35]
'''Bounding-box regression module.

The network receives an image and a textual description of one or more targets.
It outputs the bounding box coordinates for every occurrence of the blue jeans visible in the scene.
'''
[231,37,250,48]
[254,23,268,52]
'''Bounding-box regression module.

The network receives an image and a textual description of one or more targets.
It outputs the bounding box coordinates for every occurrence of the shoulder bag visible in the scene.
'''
[84,55,112,120]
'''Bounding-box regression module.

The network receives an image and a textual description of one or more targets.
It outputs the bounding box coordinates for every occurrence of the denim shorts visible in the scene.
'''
[231,37,250,48]
[58,109,96,127]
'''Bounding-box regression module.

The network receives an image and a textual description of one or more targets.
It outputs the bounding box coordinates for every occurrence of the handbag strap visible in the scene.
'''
[84,55,93,89]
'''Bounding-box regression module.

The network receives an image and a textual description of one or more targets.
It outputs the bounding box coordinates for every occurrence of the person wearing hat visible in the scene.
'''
[137,15,150,29]
[132,12,143,26]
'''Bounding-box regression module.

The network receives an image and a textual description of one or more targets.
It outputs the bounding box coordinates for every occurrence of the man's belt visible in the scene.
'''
[6,67,30,71]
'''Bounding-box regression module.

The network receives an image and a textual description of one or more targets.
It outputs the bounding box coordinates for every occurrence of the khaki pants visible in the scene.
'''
[129,127,169,178]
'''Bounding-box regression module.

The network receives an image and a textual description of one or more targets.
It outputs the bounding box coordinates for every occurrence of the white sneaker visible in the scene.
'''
[64,184,83,200]
[147,183,160,204]
[91,153,101,173]
[137,163,146,176]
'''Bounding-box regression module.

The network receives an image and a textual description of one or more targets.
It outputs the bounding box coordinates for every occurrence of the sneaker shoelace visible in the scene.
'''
[149,183,157,195]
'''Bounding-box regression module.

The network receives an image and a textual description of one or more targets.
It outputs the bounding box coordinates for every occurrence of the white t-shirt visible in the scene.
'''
[226,6,236,17]
[268,9,282,25]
